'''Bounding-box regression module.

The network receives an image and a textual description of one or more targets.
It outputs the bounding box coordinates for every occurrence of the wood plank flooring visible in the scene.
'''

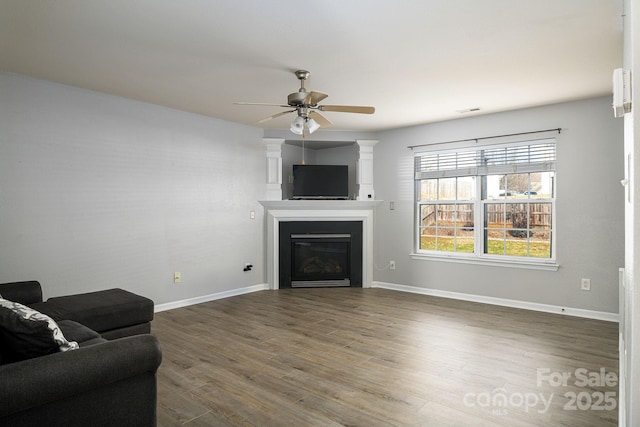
[152,288,618,426]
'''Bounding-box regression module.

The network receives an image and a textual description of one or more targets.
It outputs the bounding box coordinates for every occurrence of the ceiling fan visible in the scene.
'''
[234,70,375,135]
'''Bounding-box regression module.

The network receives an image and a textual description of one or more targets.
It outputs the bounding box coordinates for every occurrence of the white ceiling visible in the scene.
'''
[0,0,623,132]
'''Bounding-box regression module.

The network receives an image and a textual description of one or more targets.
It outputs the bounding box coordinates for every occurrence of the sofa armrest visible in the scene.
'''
[0,281,43,305]
[0,334,162,418]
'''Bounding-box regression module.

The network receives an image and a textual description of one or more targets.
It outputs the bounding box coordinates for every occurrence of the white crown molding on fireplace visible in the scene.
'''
[259,200,383,290]
[259,200,382,210]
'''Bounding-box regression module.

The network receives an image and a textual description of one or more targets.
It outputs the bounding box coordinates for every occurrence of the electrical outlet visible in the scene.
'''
[389,260,396,270]
[581,278,591,291]
[174,272,181,284]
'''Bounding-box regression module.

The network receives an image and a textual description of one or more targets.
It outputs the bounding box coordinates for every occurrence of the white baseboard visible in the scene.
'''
[154,283,269,313]
[154,281,618,322]
[372,281,619,322]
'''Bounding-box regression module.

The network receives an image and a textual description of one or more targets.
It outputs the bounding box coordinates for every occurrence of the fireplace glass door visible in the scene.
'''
[290,234,351,287]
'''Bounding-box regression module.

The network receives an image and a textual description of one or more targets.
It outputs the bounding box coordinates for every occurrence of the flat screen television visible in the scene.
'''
[292,165,349,200]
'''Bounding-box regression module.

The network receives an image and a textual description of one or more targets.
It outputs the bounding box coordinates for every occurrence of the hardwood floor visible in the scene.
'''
[152,288,618,426]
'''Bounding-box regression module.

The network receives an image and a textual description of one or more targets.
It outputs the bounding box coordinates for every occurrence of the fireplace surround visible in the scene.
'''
[279,221,363,288]
[259,200,381,290]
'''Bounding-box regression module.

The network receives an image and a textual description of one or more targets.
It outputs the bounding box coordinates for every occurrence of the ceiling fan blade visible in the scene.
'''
[304,91,329,105]
[256,109,296,124]
[308,111,332,127]
[234,102,289,107]
[319,105,375,114]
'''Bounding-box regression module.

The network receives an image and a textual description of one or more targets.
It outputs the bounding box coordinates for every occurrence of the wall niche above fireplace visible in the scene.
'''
[279,221,363,289]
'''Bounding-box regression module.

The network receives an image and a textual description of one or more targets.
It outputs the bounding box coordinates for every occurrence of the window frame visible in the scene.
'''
[412,139,559,271]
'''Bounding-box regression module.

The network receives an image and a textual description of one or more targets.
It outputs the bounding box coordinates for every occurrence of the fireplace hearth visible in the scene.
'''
[279,221,363,288]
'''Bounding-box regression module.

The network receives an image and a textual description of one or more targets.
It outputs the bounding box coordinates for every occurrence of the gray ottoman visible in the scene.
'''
[33,288,154,340]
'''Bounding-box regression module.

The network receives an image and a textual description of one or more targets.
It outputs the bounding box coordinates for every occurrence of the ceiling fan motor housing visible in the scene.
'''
[287,91,308,106]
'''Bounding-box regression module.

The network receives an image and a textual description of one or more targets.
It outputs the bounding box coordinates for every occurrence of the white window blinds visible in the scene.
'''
[414,139,556,180]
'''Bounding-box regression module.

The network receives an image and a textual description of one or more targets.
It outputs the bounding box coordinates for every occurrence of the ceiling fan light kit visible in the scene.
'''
[289,115,320,136]
[290,116,305,135]
[236,70,375,135]
[306,117,320,134]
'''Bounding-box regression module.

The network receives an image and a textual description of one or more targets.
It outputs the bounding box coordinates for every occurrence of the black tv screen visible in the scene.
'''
[292,165,349,199]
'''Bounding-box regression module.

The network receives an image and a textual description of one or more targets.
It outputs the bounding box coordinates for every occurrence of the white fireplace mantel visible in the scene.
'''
[259,200,383,289]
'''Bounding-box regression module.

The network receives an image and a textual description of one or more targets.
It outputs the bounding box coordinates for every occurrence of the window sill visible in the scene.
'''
[410,252,559,271]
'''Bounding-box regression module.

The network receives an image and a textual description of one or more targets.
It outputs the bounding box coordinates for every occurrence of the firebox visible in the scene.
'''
[291,234,351,287]
[279,221,363,288]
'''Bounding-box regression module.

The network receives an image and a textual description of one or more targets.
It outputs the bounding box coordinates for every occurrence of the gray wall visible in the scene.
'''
[0,72,266,304]
[315,144,359,199]
[0,72,624,315]
[373,96,624,314]
[281,143,359,200]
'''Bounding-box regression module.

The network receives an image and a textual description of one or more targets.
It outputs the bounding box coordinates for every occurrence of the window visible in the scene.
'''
[415,139,556,266]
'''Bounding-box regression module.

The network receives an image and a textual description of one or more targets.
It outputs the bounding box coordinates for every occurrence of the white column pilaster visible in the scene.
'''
[356,139,378,200]
[263,138,285,200]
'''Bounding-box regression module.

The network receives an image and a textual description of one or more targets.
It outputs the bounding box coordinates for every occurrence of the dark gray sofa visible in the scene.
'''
[0,281,162,427]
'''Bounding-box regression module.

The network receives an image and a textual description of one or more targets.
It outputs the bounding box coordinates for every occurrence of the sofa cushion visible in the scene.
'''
[57,320,107,347]
[0,281,43,305]
[0,299,79,364]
